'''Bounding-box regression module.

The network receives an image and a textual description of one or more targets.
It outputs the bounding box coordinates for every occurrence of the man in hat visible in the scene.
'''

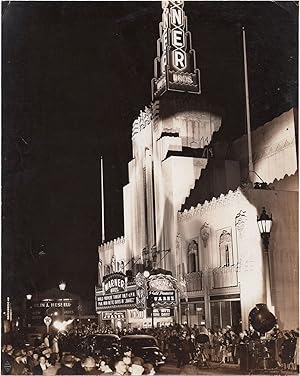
[11,350,27,375]
[56,353,75,375]
[112,358,127,376]
[82,356,102,375]
[32,355,47,375]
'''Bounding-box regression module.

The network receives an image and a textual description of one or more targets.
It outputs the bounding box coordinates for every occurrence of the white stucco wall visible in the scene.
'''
[178,187,298,330]
[232,109,297,184]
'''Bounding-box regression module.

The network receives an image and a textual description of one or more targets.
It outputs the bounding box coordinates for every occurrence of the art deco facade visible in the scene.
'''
[96,1,298,331]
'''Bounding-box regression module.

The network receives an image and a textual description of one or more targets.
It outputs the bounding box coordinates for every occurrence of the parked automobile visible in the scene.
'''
[120,335,166,367]
[78,334,121,359]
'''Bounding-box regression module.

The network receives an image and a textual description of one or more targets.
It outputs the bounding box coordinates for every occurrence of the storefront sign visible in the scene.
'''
[103,273,126,294]
[102,311,125,320]
[29,299,79,325]
[152,308,172,317]
[96,290,136,312]
[148,290,176,306]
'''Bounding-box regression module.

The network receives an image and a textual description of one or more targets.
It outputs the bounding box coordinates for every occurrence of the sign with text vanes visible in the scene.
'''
[148,290,176,307]
[102,311,126,320]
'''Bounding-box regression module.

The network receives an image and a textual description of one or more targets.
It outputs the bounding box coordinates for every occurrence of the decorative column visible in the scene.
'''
[200,223,211,327]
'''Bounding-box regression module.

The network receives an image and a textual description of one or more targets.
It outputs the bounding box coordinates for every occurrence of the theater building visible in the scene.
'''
[96,1,298,331]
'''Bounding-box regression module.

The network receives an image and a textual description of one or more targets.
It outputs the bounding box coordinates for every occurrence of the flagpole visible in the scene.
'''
[100,156,105,244]
[242,27,254,183]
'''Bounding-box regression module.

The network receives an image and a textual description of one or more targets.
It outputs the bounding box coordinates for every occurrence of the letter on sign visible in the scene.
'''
[173,50,186,70]
[171,29,184,48]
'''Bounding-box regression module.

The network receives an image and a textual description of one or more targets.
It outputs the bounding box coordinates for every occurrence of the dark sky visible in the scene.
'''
[2,1,298,303]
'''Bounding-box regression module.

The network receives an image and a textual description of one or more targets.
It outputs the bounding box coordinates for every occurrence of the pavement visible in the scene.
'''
[158,359,298,375]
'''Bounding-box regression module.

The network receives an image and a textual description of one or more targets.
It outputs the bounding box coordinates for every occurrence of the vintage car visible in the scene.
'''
[120,334,166,367]
[78,333,121,359]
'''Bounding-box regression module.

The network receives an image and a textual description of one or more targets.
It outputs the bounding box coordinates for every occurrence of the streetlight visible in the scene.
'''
[151,303,155,329]
[25,294,32,329]
[257,207,273,312]
[59,281,66,321]
[143,270,150,278]
[257,207,273,252]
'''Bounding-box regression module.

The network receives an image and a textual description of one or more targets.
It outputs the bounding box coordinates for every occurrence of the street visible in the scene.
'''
[159,358,244,375]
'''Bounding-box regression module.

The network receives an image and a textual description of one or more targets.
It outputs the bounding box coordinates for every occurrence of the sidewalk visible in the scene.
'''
[159,360,299,375]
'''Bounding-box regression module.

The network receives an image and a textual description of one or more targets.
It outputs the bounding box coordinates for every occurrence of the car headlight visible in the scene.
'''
[154,351,159,355]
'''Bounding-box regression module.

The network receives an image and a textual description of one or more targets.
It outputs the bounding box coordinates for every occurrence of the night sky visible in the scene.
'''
[2,1,298,304]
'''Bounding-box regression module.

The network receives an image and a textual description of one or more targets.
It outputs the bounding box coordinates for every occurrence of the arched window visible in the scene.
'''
[187,240,199,273]
[104,265,111,275]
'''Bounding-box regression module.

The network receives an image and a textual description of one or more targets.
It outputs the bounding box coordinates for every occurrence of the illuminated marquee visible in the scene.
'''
[148,290,177,307]
[161,1,186,72]
[103,272,126,294]
[151,0,201,100]
[96,290,136,311]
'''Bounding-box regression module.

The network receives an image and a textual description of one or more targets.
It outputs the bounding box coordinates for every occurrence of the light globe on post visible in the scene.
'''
[58,281,66,291]
[143,270,150,278]
[257,207,274,313]
[58,281,67,322]
[25,294,32,329]
[257,207,273,251]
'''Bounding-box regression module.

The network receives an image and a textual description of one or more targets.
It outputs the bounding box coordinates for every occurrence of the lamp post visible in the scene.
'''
[58,281,66,322]
[151,303,155,329]
[143,270,156,329]
[257,207,273,312]
[25,294,32,329]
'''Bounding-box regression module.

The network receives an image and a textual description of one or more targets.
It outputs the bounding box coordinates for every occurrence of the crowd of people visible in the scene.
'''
[1,323,299,375]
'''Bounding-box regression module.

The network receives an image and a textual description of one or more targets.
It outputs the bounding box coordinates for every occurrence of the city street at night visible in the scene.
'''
[2,0,298,375]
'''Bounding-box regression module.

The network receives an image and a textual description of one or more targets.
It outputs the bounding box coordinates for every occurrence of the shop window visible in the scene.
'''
[220,301,231,328]
[231,301,242,332]
[210,302,221,330]
[187,240,199,273]
[210,300,241,331]
[196,303,205,325]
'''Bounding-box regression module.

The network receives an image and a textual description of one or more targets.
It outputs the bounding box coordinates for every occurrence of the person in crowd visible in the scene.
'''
[11,349,27,375]
[280,331,297,370]
[142,363,155,375]
[99,358,113,374]
[72,355,86,375]
[181,334,194,366]
[32,351,40,367]
[25,347,35,374]
[32,355,47,375]
[111,359,127,376]
[1,344,14,375]
[82,356,102,375]
[43,334,50,348]
[51,335,59,358]
[131,357,144,375]
[56,353,75,375]
[43,354,59,376]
